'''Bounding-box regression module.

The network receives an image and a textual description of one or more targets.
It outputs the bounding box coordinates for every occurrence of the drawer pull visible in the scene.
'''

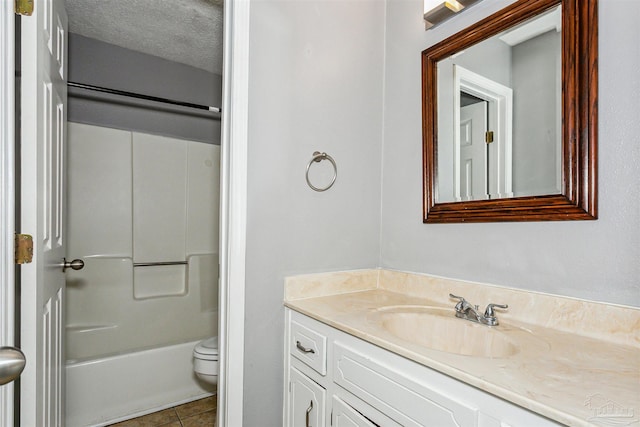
[296,341,315,355]
[305,400,314,427]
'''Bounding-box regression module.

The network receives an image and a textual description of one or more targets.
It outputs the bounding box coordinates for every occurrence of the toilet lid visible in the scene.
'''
[194,337,219,358]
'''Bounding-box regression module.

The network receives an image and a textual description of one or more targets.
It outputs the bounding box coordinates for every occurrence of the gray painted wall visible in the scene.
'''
[242,0,639,424]
[68,33,222,144]
[380,0,639,306]
[512,30,561,196]
[245,1,385,425]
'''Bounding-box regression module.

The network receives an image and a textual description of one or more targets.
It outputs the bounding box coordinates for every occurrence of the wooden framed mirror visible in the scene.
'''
[422,0,597,223]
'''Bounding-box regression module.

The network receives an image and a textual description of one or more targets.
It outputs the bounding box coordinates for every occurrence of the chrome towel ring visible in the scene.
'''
[306,151,337,192]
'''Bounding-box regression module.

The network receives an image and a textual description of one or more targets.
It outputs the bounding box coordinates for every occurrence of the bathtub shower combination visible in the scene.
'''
[65,122,220,426]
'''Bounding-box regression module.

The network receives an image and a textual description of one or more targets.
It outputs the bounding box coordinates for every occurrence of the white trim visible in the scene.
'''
[218,0,250,425]
[0,1,16,426]
[453,65,513,201]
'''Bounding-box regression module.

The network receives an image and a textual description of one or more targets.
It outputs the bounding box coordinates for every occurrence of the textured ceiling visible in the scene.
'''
[65,0,224,75]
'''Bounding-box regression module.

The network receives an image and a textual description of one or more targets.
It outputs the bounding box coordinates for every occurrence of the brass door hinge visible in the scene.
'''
[485,130,494,144]
[15,0,34,16]
[15,234,33,264]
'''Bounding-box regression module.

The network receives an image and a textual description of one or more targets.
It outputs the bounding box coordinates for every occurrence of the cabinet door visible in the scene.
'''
[332,396,379,427]
[289,367,326,427]
[333,343,477,427]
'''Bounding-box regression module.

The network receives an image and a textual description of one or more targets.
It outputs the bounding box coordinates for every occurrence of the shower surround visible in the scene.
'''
[64,122,219,426]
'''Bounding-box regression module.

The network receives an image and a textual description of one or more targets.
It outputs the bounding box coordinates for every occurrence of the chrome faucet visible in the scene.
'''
[449,294,508,326]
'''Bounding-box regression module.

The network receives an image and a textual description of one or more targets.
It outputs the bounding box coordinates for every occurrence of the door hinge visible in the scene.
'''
[14,234,33,264]
[485,130,494,144]
[15,0,34,16]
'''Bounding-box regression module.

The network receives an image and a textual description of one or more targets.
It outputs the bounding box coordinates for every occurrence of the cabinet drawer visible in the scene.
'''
[290,319,327,375]
[333,343,477,427]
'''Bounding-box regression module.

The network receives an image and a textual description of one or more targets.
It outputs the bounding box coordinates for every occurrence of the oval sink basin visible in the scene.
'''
[373,306,523,358]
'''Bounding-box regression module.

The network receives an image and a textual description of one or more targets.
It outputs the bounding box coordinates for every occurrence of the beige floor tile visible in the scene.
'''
[181,410,216,427]
[107,396,217,427]
[108,408,179,427]
[175,396,217,419]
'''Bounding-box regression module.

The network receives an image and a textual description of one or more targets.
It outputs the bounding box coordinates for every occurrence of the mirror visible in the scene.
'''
[422,0,597,222]
[438,5,561,203]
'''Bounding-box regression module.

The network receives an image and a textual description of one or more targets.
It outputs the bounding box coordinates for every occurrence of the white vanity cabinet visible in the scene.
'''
[284,308,563,427]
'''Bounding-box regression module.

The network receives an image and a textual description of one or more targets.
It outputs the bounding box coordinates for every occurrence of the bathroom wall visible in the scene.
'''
[380,0,640,306]
[244,0,386,424]
[242,0,638,424]
[511,30,562,196]
[68,33,222,144]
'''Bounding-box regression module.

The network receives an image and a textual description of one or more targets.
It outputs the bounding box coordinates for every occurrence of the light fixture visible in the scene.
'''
[424,0,482,30]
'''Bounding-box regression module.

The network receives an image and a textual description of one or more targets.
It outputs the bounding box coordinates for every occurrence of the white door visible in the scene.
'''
[20,0,68,425]
[1,2,22,426]
[459,101,488,201]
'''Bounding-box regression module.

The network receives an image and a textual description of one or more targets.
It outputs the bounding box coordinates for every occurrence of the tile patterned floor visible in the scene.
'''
[108,396,216,427]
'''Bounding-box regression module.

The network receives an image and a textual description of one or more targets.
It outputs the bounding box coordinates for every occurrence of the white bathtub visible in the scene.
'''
[65,340,214,427]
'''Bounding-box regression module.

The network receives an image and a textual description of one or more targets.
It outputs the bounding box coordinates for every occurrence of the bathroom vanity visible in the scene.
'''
[285,309,561,426]
[283,270,639,427]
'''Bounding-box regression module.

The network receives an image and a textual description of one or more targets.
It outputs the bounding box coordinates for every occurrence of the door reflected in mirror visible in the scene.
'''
[436,5,561,203]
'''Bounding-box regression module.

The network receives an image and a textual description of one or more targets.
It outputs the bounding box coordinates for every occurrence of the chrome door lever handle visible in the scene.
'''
[0,347,26,385]
[60,258,84,272]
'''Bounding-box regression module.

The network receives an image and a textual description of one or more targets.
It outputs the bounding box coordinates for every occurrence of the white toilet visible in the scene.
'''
[193,336,219,385]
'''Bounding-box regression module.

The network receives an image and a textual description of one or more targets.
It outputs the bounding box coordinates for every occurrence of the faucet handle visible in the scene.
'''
[449,293,466,302]
[449,294,470,311]
[484,303,508,318]
[449,294,469,307]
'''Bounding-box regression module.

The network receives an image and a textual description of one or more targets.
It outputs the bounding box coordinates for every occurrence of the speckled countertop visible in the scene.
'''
[284,269,640,427]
